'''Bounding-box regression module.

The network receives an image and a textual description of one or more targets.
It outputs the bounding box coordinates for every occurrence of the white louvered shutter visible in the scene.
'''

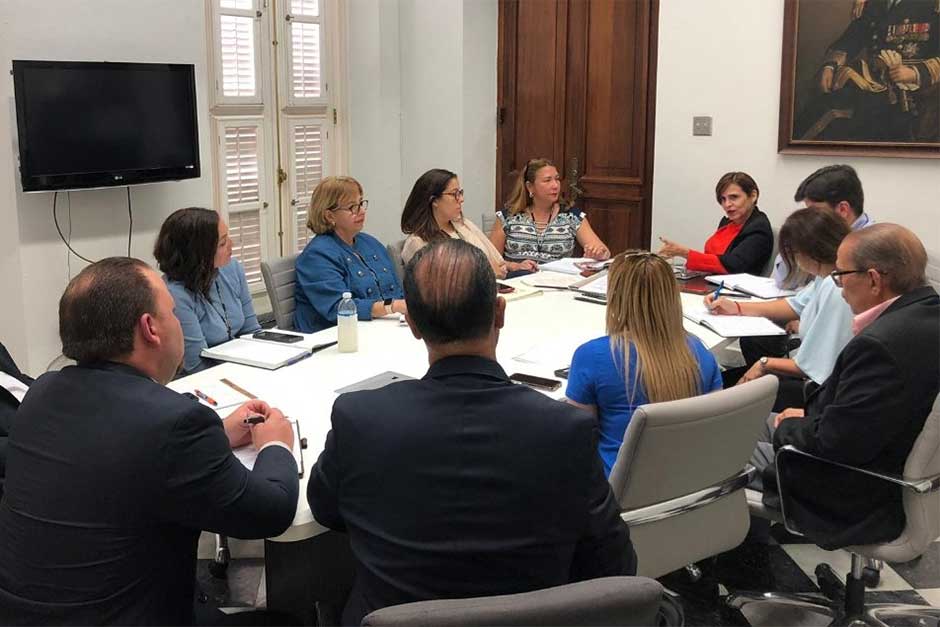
[219,120,268,287]
[286,117,327,251]
[285,0,326,105]
[215,0,263,104]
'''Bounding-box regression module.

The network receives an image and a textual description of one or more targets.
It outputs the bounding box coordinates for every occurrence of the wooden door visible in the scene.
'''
[497,0,658,254]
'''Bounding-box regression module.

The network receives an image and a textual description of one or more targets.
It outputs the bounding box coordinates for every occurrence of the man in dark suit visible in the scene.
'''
[0,341,32,501]
[0,257,300,625]
[308,239,635,626]
[757,224,939,549]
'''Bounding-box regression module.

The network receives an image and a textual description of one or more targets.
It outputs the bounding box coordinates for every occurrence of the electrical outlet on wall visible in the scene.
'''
[692,116,712,136]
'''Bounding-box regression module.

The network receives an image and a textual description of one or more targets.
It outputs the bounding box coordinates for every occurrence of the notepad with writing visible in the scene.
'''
[201,338,311,370]
[705,274,797,300]
[683,306,785,337]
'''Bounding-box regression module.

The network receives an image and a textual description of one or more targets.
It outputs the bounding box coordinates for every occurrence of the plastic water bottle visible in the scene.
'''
[337,292,358,353]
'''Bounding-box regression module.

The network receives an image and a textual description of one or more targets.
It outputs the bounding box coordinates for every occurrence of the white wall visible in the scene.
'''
[0,0,213,374]
[651,0,940,256]
[347,0,498,244]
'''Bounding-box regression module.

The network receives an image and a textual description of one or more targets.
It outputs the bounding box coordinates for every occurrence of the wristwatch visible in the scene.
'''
[383,298,394,316]
[759,356,769,372]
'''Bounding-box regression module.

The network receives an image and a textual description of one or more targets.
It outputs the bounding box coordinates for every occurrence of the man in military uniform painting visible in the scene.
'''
[794,0,939,143]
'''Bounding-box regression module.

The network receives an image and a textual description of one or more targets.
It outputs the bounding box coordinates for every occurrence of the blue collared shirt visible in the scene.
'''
[294,232,403,333]
[164,259,261,375]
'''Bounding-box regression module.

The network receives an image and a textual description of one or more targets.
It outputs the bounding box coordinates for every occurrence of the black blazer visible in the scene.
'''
[0,362,299,625]
[308,356,635,626]
[773,286,940,549]
[713,207,774,275]
[0,342,32,502]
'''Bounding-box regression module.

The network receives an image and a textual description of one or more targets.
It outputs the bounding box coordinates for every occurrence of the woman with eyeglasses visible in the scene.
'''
[294,176,405,333]
[706,208,854,410]
[565,251,722,477]
[489,158,609,275]
[154,207,261,375]
[400,169,509,278]
[657,171,773,276]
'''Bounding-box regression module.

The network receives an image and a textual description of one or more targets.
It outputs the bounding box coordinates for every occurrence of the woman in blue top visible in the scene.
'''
[154,207,261,375]
[566,251,723,476]
[294,176,405,332]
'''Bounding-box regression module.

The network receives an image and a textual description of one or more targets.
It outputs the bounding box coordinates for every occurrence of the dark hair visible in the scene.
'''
[403,239,496,344]
[714,172,760,204]
[153,207,220,296]
[778,208,850,283]
[60,257,156,364]
[794,164,864,216]
[401,169,458,243]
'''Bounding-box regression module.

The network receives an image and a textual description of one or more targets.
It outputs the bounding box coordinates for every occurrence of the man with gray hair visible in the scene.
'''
[762,224,939,549]
[308,239,635,625]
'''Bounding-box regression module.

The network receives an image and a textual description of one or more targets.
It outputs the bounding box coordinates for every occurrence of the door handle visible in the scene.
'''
[567,157,583,202]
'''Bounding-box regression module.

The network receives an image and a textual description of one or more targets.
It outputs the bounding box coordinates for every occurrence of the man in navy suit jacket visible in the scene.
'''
[0,341,32,501]
[0,258,299,625]
[308,239,635,626]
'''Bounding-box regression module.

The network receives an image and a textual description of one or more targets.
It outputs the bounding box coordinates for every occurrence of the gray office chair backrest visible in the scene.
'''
[361,576,663,627]
[926,250,940,292]
[260,254,299,331]
[849,391,940,562]
[387,239,406,281]
[609,376,778,578]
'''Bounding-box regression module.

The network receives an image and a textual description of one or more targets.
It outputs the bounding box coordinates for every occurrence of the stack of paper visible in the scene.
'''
[705,274,797,300]
[201,338,311,370]
[538,257,610,275]
[683,306,785,337]
[501,283,543,302]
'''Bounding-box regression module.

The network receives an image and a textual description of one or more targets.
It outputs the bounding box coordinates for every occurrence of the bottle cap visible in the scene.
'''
[342,291,352,299]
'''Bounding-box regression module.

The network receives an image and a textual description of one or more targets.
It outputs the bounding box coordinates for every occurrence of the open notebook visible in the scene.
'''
[705,274,797,300]
[201,338,311,370]
[683,306,785,337]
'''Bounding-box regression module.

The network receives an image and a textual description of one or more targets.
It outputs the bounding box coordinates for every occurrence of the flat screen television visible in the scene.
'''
[12,60,200,192]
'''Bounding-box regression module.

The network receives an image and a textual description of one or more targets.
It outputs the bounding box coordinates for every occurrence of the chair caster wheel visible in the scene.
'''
[685,563,702,583]
[861,566,880,588]
[815,563,844,602]
[209,548,230,578]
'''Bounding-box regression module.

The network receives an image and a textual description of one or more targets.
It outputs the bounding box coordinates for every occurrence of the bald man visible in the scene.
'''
[759,224,939,549]
[307,239,634,626]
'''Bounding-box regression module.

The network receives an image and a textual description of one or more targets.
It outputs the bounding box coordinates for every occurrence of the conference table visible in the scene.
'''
[169,271,729,620]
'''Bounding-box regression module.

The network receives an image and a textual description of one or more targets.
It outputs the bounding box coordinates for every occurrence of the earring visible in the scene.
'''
[528,192,533,198]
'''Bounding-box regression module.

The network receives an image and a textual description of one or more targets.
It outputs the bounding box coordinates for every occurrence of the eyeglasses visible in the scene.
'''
[332,199,369,215]
[440,189,464,200]
[830,268,885,287]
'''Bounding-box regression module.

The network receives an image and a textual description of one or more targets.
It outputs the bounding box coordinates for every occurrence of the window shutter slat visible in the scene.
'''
[224,126,261,206]
[220,15,257,97]
[228,210,263,286]
[290,0,319,17]
[292,123,324,251]
[221,0,253,10]
[290,22,321,99]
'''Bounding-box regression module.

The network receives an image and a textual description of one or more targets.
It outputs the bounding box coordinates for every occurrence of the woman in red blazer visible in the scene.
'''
[658,172,773,276]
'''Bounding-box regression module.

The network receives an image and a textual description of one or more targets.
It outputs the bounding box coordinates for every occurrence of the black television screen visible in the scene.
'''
[12,60,200,192]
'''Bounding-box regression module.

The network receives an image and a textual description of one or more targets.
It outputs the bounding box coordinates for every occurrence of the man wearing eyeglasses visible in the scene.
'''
[758,224,939,549]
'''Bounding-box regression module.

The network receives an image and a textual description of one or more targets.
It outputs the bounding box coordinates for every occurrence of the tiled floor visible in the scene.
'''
[197,529,940,626]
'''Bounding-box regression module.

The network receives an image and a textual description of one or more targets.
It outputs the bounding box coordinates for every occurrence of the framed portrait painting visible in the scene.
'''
[779,0,940,158]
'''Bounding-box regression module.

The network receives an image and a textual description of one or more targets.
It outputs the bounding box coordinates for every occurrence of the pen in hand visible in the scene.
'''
[707,280,725,312]
[193,388,218,407]
[243,415,266,425]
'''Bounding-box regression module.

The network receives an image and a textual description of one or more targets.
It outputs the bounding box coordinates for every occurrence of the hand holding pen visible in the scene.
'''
[704,281,742,316]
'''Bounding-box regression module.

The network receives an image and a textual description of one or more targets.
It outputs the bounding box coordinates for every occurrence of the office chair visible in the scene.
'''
[727,393,940,626]
[610,376,777,579]
[260,254,299,331]
[360,576,664,626]
[386,239,406,281]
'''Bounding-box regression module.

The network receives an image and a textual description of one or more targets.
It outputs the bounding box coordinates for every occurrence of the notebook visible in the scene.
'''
[683,306,786,337]
[705,274,797,300]
[201,338,312,370]
[537,257,612,275]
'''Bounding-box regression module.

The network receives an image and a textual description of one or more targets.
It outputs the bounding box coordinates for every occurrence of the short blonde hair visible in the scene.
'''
[307,176,364,235]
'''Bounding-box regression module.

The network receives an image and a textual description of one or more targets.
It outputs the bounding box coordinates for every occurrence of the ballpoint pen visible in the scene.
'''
[193,388,217,407]
[243,415,265,425]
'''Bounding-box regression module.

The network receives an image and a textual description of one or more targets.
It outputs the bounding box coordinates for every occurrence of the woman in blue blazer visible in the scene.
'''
[154,207,261,375]
[294,176,405,332]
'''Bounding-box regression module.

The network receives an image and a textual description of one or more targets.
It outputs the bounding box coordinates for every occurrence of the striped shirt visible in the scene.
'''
[497,208,585,263]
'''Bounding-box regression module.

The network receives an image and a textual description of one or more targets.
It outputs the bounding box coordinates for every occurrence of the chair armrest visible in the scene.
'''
[620,467,755,526]
[776,445,940,495]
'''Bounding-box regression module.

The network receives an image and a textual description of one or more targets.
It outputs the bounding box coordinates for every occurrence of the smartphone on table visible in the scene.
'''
[496,282,516,294]
[252,330,304,344]
[509,372,561,392]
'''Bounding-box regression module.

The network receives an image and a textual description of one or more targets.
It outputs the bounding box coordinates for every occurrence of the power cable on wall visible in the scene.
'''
[126,186,133,257]
[53,191,95,264]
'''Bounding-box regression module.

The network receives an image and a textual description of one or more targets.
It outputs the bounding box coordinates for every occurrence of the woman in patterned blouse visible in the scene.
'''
[489,158,610,270]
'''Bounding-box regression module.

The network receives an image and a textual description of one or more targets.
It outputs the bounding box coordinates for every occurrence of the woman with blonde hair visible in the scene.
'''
[489,158,610,271]
[400,168,511,279]
[294,176,405,332]
[566,251,722,476]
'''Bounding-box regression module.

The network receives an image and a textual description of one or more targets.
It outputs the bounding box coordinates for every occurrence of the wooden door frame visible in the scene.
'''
[496,0,660,250]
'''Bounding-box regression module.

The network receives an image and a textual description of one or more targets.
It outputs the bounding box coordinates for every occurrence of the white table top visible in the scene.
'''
[168,271,727,542]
